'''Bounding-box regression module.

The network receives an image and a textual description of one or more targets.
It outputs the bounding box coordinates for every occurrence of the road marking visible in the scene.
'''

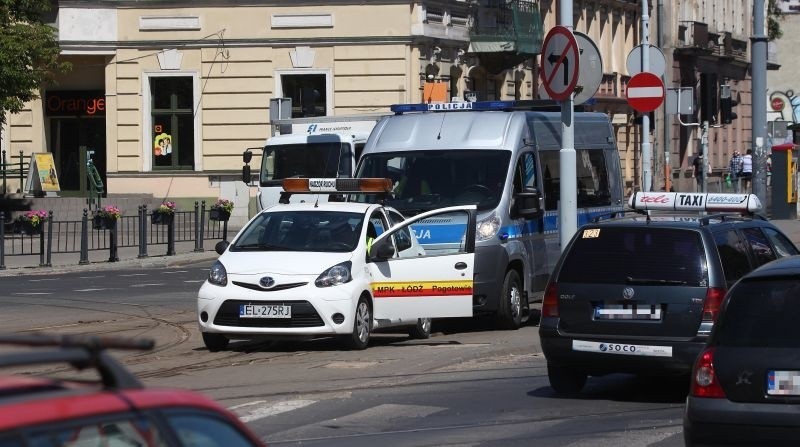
[183,280,205,283]
[13,292,53,295]
[231,400,316,423]
[28,278,58,282]
[162,270,188,274]
[74,288,108,292]
[119,273,147,277]
[79,275,105,279]
[130,283,166,288]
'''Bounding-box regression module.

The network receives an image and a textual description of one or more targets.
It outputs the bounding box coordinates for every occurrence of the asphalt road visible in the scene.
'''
[0,263,686,446]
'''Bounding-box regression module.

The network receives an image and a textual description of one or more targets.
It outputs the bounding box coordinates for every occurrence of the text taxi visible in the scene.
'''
[197,178,476,351]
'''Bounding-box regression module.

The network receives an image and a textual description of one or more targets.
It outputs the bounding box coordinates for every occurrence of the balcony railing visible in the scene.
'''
[468,0,543,70]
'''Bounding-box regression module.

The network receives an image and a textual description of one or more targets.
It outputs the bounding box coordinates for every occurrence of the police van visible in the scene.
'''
[354,100,625,329]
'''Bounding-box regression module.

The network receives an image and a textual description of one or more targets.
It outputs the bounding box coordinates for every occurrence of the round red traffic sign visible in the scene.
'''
[626,72,665,113]
[540,26,580,101]
[771,97,785,111]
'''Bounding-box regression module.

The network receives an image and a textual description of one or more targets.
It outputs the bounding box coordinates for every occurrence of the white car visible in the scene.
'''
[197,179,476,351]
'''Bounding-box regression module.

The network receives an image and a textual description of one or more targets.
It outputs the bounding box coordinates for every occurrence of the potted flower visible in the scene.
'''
[209,198,234,221]
[152,201,176,225]
[15,210,48,235]
[92,205,121,230]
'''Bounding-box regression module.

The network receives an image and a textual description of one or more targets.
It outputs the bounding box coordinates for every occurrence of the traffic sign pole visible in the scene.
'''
[558,3,576,251]
[641,0,652,192]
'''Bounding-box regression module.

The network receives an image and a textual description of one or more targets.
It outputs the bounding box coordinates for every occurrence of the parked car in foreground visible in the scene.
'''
[684,255,800,446]
[540,192,799,394]
[198,178,477,351]
[0,333,265,446]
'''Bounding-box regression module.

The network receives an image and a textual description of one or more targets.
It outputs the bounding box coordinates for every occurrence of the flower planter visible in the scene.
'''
[92,215,117,230]
[151,211,174,225]
[15,220,42,235]
[209,208,231,221]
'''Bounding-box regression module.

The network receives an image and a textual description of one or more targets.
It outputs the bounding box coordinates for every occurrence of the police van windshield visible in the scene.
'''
[231,210,364,252]
[355,150,511,215]
[260,143,347,186]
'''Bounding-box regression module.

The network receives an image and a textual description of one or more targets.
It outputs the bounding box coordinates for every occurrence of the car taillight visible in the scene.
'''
[701,287,726,322]
[690,347,726,398]
[542,282,559,318]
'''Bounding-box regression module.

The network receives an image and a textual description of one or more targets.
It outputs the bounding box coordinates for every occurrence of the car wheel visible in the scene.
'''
[408,318,432,339]
[202,333,229,352]
[547,364,587,395]
[342,298,371,350]
[496,269,523,330]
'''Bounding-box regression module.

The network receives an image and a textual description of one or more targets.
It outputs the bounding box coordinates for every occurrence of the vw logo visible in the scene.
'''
[622,287,635,300]
[599,344,608,352]
[259,277,276,288]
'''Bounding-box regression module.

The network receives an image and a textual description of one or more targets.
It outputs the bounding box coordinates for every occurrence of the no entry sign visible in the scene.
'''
[626,72,665,113]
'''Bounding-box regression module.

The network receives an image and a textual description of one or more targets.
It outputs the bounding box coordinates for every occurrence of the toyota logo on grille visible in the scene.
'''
[622,287,635,300]
[259,277,276,288]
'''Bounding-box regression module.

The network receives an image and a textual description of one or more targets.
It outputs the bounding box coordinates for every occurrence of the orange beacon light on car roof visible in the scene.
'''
[282,178,392,194]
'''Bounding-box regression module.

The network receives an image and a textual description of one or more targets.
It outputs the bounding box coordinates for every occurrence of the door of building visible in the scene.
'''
[50,118,106,196]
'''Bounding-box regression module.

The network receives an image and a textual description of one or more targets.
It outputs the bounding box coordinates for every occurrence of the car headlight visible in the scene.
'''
[315,261,352,287]
[476,212,501,241]
[208,261,228,286]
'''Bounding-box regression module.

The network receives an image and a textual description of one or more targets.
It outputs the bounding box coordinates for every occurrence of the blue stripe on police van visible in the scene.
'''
[501,206,624,238]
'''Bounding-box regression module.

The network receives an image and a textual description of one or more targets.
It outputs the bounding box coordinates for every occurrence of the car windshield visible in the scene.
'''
[558,227,707,286]
[260,142,345,185]
[353,150,511,215]
[714,279,800,348]
[231,210,364,252]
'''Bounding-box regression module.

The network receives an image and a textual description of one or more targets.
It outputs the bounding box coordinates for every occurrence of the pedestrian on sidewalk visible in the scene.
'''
[729,150,743,193]
[692,154,706,192]
[741,149,753,192]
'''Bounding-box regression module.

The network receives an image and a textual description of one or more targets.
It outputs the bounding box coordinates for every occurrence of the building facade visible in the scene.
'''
[2,0,757,209]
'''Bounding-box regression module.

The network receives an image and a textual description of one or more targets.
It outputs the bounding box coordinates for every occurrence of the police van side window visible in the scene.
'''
[539,150,611,210]
[511,152,536,215]
[713,230,752,287]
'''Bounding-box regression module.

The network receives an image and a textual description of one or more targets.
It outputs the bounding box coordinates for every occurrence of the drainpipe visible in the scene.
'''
[658,0,671,191]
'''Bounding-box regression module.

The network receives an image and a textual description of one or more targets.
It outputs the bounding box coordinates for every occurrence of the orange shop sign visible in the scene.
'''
[45,91,106,116]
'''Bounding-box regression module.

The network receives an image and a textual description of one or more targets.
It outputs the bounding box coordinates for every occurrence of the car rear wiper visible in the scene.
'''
[626,276,687,285]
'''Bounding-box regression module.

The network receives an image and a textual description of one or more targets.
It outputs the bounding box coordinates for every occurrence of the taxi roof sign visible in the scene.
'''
[628,192,762,213]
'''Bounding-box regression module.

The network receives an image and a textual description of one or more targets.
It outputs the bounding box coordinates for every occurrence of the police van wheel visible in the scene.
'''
[408,318,432,339]
[202,333,229,352]
[496,270,523,330]
[342,298,371,350]
[547,364,587,395]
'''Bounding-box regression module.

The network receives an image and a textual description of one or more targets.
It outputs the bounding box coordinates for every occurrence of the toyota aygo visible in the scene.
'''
[197,178,476,351]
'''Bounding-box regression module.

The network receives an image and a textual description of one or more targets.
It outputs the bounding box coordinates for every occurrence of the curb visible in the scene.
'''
[0,251,219,277]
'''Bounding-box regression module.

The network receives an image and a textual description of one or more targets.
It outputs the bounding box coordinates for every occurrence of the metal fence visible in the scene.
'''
[0,201,233,269]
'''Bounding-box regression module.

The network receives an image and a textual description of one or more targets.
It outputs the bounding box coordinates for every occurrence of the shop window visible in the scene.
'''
[151,77,194,170]
[280,74,327,118]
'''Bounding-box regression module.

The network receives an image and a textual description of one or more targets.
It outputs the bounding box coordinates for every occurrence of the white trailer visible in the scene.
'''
[243,114,386,211]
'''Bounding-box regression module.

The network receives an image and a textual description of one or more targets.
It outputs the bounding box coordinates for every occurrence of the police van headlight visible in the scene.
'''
[315,261,352,287]
[476,212,501,241]
[208,261,228,286]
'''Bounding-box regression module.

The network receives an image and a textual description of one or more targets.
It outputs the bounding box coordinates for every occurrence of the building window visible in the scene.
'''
[151,77,194,170]
[280,74,327,118]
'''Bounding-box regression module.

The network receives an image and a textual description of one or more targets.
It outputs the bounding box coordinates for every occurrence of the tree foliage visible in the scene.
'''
[0,0,69,126]
[768,0,784,41]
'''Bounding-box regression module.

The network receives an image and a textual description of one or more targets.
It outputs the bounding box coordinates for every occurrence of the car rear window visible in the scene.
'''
[558,226,706,286]
[714,279,800,348]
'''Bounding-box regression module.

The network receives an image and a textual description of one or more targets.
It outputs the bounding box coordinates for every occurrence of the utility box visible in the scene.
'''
[770,143,797,219]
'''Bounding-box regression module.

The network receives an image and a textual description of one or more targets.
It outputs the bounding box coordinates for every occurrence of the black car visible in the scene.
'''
[684,255,800,446]
[539,192,799,394]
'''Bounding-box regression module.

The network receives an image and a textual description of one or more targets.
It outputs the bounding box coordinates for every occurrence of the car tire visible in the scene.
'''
[408,318,432,339]
[496,269,523,330]
[547,364,587,395]
[202,333,229,352]
[341,297,371,350]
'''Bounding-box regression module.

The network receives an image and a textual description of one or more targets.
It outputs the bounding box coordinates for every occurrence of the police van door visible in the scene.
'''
[368,205,476,319]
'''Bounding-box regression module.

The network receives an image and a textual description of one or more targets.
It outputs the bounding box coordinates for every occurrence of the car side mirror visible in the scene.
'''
[371,240,396,260]
[242,165,252,184]
[215,240,230,255]
[514,188,542,219]
[243,149,253,164]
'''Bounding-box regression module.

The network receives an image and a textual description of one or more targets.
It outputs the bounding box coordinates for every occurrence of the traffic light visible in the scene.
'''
[700,73,718,124]
[719,84,738,124]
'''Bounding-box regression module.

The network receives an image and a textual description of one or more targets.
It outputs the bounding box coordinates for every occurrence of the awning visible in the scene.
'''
[467,41,516,53]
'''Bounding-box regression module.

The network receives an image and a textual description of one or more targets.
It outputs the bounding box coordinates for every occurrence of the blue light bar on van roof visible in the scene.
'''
[390,101,518,114]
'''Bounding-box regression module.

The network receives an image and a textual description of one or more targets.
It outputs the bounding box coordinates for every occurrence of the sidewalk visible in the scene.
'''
[3,217,800,278]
